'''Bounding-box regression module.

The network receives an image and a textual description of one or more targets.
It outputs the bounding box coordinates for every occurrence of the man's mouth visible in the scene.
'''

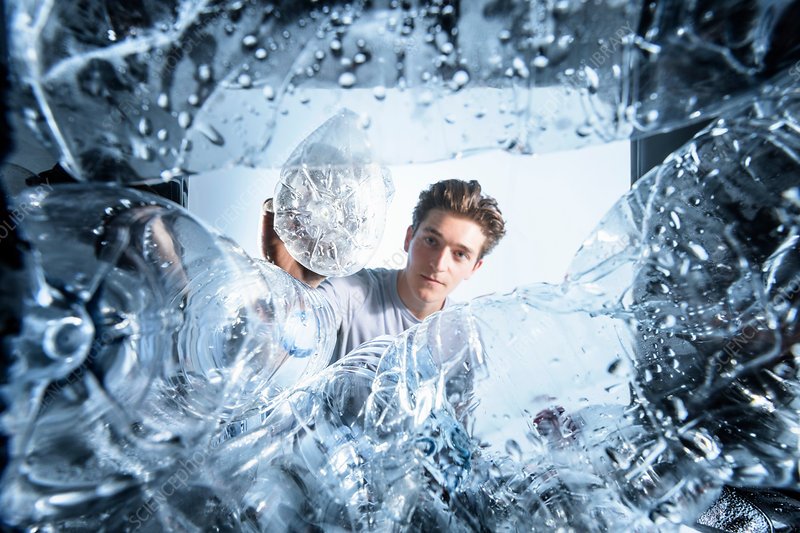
[421,275,444,285]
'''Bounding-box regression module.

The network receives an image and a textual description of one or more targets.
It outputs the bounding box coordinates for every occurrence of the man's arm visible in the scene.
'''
[260,198,327,288]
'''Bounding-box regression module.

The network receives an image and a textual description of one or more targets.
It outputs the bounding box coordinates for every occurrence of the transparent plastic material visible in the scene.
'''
[215,86,800,531]
[272,110,394,277]
[3,84,798,530]
[2,1,800,531]
[0,185,334,529]
[7,1,799,182]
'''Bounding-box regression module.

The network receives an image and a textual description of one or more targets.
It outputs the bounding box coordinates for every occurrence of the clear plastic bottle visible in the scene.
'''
[0,184,335,529]
[272,109,394,277]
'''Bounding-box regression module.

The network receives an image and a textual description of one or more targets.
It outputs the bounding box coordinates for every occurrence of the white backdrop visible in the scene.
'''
[188,141,630,302]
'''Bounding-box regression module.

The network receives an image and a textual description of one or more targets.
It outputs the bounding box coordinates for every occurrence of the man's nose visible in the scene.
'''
[431,249,449,271]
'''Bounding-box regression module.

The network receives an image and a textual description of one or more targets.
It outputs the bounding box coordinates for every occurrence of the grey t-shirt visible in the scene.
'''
[318,268,448,363]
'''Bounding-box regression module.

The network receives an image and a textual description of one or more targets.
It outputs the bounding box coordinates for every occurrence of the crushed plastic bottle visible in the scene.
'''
[272,109,394,277]
[0,184,335,529]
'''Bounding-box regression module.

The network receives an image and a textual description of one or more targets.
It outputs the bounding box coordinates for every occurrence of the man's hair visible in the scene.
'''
[411,179,506,258]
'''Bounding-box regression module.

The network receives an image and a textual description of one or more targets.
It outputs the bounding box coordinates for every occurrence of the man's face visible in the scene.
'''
[402,209,486,305]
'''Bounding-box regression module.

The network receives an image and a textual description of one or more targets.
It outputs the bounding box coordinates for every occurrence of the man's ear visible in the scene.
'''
[465,258,484,279]
[403,226,413,252]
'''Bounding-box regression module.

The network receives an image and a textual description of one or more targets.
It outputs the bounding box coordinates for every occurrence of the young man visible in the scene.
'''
[262,179,506,363]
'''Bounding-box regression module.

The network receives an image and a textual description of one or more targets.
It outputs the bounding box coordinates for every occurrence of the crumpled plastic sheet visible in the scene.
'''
[2,1,800,531]
[7,0,800,182]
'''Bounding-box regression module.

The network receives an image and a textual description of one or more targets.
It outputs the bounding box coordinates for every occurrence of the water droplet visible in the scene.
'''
[583,66,599,93]
[354,52,367,64]
[669,211,681,230]
[532,55,549,68]
[452,70,469,89]
[512,57,529,78]
[138,118,152,136]
[187,94,199,106]
[242,34,258,48]
[198,64,212,82]
[687,242,709,261]
[373,85,387,100]
[262,85,276,100]
[338,72,356,88]
[178,111,192,129]
[440,42,454,54]
[498,30,511,42]
[330,39,342,52]
[660,315,677,329]
[238,73,253,88]
[134,143,153,161]
[314,49,326,61]
[576,124,593,137]
[156,129,169,141]
[254,48,268,60]
[157,93,169,109]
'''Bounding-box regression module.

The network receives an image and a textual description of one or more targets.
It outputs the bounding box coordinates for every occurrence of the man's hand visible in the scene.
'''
[261,198,327,288]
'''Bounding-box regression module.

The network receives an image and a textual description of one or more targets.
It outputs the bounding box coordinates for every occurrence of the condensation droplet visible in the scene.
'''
[532,55,549,68]
[156,129,169,141]
[238,73,253,88]
[157,93,169,109]
[263,85,275,100]
[373,85,387,100]
[576,124,593,137]
[138,118,152,136]
[254,48,268,60]
[584,66,599,93]
[512,57,529,79]
[242,34,258,48]
[452,70,469,89]
[687,242,709,261]
[198,64,212,82]
[338,72,356,88]
[670,211,681,230]
[178,111,192,129]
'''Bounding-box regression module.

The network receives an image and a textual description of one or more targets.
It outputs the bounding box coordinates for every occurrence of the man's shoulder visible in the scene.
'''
[319,268,399,302]
[322,267,397,288]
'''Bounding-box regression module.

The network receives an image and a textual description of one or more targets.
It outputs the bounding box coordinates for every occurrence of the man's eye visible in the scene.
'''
[424,237,436,245]
[455,251,468,260]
